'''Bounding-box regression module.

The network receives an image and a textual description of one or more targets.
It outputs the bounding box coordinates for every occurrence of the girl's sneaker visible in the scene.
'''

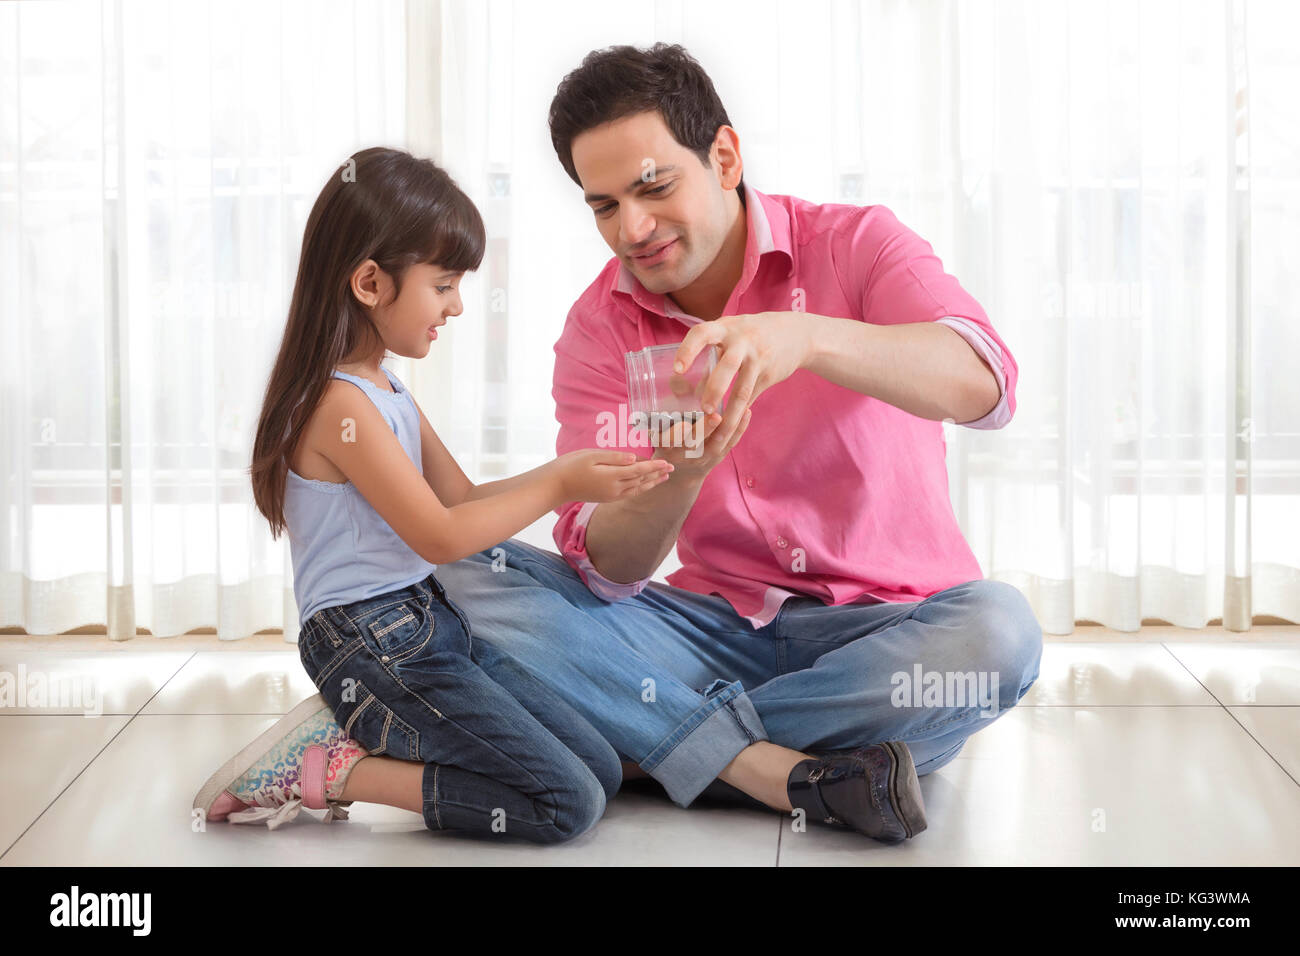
[193,694,368,831]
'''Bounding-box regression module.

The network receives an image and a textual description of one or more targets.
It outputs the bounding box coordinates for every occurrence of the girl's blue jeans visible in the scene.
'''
[298,571,621,844]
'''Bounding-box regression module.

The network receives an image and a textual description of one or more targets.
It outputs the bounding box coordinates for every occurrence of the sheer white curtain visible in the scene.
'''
[429,0,1299,633]
[4,0,1296,642]
[0,0,406,639]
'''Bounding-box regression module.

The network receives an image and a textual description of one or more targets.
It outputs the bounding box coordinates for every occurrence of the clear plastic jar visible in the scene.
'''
[624,343,720,441]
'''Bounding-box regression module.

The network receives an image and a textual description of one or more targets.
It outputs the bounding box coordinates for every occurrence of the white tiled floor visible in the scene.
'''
[2,633,1298,865]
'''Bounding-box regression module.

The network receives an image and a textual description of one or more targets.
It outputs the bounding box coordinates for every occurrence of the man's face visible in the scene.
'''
[572,110,733,295]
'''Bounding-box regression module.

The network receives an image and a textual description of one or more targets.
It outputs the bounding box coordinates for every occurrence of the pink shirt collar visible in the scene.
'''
[610,183,794,327]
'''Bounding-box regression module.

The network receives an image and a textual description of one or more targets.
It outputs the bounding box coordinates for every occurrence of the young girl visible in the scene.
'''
[192,147,673,843]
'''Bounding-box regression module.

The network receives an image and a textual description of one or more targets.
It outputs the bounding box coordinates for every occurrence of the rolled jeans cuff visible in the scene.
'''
[639,679,769,808]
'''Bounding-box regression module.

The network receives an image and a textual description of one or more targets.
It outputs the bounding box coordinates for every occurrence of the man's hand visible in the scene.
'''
[672,311,811,439]
[648,407,753,484]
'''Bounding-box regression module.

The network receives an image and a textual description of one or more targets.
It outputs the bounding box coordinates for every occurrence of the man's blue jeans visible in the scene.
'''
[436,538,1044,808]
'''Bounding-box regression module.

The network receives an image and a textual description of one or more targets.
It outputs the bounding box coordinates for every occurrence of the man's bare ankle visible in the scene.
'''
[621,761,650,781]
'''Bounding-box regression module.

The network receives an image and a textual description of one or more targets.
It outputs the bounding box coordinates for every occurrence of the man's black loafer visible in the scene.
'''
[787,741,928,843]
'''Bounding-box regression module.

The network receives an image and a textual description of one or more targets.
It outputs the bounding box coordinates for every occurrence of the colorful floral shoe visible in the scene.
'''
[193,694,368,831]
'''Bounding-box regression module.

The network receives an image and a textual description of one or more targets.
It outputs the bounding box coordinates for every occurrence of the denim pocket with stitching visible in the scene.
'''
[353,598,433,664]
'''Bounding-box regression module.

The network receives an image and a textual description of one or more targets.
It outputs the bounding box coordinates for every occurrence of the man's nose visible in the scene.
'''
[619,202,655,246]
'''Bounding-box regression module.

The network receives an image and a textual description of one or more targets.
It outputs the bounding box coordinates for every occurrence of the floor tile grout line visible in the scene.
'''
[1216,705,1300,791]
[0,651,198,863]
[1158,642,1230,707]
[125,651,199,718]
[0,714,137,861]
[1159,642,1300,791]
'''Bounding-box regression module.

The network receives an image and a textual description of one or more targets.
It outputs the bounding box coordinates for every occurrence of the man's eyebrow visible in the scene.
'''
[583,165,678,204]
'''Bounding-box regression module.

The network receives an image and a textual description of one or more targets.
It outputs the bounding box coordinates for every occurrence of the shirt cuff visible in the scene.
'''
[936,317,1012,430]
[564,502,652,602]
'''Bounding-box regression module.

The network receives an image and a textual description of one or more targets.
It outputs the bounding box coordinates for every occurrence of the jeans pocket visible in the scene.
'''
[356,599,434,665]
[336,679,421,761]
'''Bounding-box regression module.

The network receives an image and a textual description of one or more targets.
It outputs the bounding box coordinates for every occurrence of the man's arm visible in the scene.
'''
[800,313,1001,424]
[584,408,750,584]
[675,205,1018,431]
[551,300,752,589]
[584,458,704,585]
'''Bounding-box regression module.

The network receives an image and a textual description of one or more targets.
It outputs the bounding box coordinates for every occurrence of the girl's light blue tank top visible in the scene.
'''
[284,366,437,627]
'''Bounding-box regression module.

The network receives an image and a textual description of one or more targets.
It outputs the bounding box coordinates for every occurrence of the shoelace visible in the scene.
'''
[226,778,352,831]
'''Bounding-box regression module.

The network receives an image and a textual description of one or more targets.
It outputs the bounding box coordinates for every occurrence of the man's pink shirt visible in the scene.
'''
[550,184,1018,628]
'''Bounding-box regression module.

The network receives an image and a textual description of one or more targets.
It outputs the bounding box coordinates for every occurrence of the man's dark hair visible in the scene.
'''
[548,43,741,190]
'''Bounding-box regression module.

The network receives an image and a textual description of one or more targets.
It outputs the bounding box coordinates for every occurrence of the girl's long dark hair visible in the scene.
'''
[250,147,485,538]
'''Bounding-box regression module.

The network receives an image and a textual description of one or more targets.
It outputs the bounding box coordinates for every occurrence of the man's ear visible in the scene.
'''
[712,125,744,191]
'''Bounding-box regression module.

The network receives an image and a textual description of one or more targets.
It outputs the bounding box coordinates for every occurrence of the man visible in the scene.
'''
[432,43,1041,841]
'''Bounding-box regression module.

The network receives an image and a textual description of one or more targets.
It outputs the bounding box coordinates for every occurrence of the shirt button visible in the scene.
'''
[745,476,755,488]
[776,537,788,549]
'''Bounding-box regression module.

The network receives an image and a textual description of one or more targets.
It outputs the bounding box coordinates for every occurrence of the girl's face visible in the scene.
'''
[365,262,466,359]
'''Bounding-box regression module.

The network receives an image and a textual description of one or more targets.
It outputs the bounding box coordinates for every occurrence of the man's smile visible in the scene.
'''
[628,237,679,267]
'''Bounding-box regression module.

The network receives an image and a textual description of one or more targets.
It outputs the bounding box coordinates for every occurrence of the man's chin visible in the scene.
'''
[630,263,691,296]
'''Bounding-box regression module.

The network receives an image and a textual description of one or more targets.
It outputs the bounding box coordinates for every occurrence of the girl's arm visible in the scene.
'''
[315,383,670,565]
[415,401,550,505]
[415,403,474,505]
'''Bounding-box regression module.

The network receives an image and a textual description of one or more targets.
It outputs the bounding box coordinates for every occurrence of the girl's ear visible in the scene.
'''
[350,259,384,309]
